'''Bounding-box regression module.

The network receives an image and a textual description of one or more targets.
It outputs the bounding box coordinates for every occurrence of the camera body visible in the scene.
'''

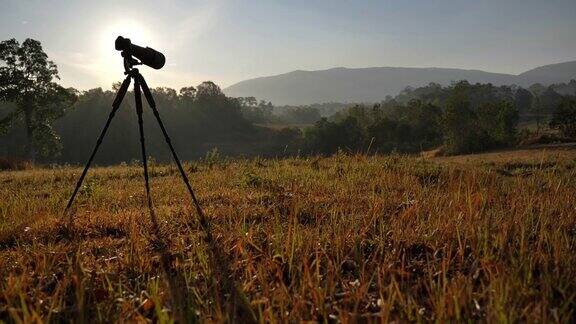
[115,36,165,70]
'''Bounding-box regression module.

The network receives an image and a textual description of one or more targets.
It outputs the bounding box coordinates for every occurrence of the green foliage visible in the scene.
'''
[0,38,77,160]
[0,39,555,162]
[303,116,364,154]
[442,100,518,154]
[303,100,443,154]
[238,98,322,125]
[395,82,447,105]
[238,97,274,123]
[513,88,533,113]
[440,82,519,154]
[549,79,576,96]
[204,147,223,167]
[241,171,263,187]
[276,102,350,118]
[303,81,520,155]
[442,100,478,154]
[52,82,256,164]
[191,81,252,134]
[1,75,306,164]
[537,86,564,113]
[276,106,321,124]
[549,97,576,138]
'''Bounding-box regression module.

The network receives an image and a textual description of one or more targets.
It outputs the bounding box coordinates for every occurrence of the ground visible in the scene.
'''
[1,146,575,322]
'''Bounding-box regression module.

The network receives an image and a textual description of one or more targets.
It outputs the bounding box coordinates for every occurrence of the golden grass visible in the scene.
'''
[1,148,575,322]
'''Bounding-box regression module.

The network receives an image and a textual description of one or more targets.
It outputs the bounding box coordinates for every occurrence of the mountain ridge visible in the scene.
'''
[224,60,576,105]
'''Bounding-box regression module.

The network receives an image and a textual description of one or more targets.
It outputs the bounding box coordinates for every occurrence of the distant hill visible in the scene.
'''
[224,61,576,105]
[515,61,576,86]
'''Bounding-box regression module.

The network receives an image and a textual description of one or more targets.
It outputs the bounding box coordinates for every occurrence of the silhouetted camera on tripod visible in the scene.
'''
[115,36,165,69]
[67,36,207,228]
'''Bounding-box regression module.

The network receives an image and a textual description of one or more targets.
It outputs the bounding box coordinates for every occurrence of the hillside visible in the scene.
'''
[516,60,576,86]
[224,61,576,105]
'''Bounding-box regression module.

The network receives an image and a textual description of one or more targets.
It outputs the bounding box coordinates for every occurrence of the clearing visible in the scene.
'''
[1,147,575,322]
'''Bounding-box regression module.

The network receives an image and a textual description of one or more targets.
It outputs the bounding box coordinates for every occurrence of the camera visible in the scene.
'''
[115,36,165,70]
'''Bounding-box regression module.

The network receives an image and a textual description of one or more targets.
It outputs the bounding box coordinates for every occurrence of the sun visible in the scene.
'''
[97,20,155,85]
[100,19,152,48]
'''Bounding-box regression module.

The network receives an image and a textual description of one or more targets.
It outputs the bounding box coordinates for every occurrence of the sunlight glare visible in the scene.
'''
[98,19,155,86]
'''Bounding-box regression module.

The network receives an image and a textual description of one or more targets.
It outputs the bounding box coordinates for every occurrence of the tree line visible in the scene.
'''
[302,81,576,155]
[0,38,299,165]
[2,38,576,165]
[0,79,302,164]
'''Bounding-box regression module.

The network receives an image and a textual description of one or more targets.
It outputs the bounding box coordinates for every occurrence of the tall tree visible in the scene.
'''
[513,88,533,114]
[549,97,576,138]
[0,38,76,161]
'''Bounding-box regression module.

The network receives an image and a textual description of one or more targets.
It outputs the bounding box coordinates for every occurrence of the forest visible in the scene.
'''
[2,78,576,166]
[1,38,576,166]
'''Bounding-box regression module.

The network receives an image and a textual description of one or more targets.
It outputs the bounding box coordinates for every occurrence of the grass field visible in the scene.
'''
[1,147,575,322]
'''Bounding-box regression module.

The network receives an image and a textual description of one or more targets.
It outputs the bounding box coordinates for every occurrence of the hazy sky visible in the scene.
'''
[2,0,575,90]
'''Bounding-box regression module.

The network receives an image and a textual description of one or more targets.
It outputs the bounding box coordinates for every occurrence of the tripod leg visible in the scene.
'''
[136,74,210,231]
[65,75,132,212]
[138,73,257,323]
[133,77,154,212]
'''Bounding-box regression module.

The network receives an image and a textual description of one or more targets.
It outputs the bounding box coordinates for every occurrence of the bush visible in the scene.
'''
[303,116,364,154]
[0,156,33,171]
[549,97,576,138]
[304,100,443,155]
[442,99,518,155]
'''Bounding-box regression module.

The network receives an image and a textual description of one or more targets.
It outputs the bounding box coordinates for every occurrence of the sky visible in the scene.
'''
[1,0,575,90]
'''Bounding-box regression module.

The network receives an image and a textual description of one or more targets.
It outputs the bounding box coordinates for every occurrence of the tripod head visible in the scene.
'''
[122,52,141,73]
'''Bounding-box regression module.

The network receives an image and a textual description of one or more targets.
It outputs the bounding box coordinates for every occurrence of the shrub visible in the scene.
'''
[549,97,576,138]
[0,156,33,171]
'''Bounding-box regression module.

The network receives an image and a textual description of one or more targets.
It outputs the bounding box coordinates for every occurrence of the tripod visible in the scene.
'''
[63,49,255,322]
[65,58,211,234]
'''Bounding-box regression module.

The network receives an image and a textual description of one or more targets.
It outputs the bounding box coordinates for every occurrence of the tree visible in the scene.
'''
[237,96,258,108]
[278,106,320,124]
[238,97,275,123]
[476,101,518,146]
[514,88,533,114]
[196,81,223,99]
[0,38,76,161]
[367,117,402,152]
[179,86,196,100]
[538,87,563,114]
[400,100,442,146]
[549,98,576,138]
[304,116,364,154]
[441,99,479,154]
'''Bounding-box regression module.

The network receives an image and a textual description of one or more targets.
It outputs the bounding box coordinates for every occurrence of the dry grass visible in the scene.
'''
[1,148,575,322]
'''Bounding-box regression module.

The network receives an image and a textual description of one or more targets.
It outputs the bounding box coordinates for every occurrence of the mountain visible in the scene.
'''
[515,61,576,86]
[224,61,576,105]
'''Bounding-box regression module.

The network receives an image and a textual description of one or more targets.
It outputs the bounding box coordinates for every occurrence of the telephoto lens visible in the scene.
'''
[115,36,165,70]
